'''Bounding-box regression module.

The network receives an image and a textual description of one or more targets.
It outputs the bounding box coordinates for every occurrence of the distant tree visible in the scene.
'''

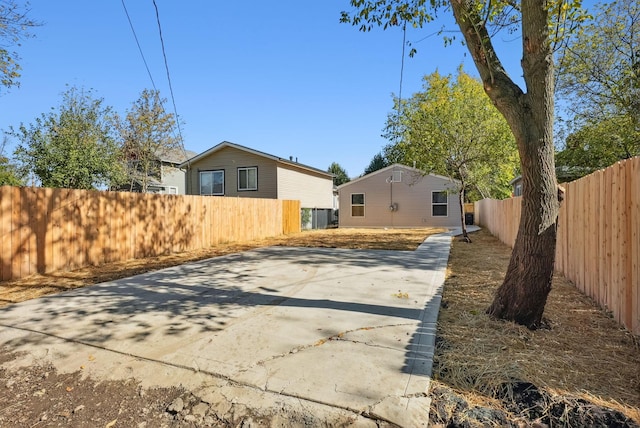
[12,86,125,189]
[556,0,639,130]
[555,0,639,173]
[0,136,23,185]
[0,1,40,94]
[116,89,181,193]
[327,162,350,186]
[364,152,389,175]
[384,69,518,239]
[556,117,639,177]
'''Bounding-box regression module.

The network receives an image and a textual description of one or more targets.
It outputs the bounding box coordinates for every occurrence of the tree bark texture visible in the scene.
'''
[449,0,560,328]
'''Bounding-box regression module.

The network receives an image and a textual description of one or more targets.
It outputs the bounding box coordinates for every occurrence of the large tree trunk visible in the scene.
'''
[450,0,560,328]
[487,122,559,328]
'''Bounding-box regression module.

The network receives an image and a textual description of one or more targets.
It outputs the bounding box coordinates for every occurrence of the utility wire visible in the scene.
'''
[398,21,407,111]
[121,0,157,91]
[396,21,407,143]
[152,0,187,158]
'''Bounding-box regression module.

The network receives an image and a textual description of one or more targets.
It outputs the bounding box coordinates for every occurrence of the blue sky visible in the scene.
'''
[0,1,529,178]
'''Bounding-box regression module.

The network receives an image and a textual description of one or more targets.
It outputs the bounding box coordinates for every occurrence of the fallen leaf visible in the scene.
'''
[88,355,96,361]
[391,291,409,298]
[66,386,74,392]
[105,419,117,428]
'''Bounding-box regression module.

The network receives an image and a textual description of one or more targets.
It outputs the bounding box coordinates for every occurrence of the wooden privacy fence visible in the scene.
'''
[475,156,639,335]
[0,186,301,282]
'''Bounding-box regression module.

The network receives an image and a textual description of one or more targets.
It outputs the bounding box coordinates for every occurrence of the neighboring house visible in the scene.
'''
[510,166,590,197]
[337,164,462,228]
[510,176,523,197]
[180,141,334,225]
[118,148,197,195]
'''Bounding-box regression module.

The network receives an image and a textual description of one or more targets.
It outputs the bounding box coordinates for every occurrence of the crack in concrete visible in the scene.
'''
[240,322,417,371]
[2,313,419,427]
[1,323,318,412]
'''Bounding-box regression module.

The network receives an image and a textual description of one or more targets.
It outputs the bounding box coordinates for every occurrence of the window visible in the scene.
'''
[392,170,402,182]
[514,184,522,196]
[237,167,257,191]
[432,191,448,216]
[351,193,365,217]
[200,170,224,195]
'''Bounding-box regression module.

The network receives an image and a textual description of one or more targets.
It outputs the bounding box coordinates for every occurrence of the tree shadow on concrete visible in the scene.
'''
[0,240,450,384]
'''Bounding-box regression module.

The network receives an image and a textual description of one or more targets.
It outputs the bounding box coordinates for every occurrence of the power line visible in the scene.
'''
[395,21,407,143]
[121,0,157,91]
[152,0,186,156]
[398,21,407,113]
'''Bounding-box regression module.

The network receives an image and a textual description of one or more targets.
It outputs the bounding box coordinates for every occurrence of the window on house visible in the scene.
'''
[392,170,402,182]
[432,191,448,216]
[514,184,522,196]
[237,167,257,191]
[200,170,224,195]
[351,193,365,217]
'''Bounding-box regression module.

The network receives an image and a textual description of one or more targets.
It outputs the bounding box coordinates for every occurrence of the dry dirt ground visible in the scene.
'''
[0,227,638,427]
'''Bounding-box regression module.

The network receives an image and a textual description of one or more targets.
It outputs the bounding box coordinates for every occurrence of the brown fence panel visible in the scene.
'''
[632,158,640,334]
[0,187,11,281]
[0,188,301,282]
[474,157,639,335]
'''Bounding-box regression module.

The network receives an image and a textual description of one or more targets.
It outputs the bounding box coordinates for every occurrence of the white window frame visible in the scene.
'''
[391,170,402,182]
[237,166,258,191]
[431,190,448,217]
[200,170,225,196]
[351,193,365,217]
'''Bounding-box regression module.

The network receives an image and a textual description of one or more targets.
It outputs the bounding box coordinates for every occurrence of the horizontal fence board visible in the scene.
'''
[474,156,639,335]
[0,187,300,282]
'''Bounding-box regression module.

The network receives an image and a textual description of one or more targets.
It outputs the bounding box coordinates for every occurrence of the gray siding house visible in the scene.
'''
[118,148,197,195]
[180,141,334,212]
[337,164,461,228]
[153,149,197,194]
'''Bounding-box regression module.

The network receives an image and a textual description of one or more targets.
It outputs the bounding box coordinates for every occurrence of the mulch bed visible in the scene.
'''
[430,229,640,427]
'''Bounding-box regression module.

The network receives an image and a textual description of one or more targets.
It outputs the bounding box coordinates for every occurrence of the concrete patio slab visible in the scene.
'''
[0,227,478,426]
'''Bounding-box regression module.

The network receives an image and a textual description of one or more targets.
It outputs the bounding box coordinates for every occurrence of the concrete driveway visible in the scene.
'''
[0,229,473,426]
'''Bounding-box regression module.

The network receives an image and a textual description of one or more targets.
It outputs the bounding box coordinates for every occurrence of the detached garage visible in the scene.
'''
[337,164,461,228]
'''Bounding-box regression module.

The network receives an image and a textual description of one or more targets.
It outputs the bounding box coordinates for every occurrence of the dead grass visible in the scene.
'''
[434,228,640,423]
[0,227,443,307]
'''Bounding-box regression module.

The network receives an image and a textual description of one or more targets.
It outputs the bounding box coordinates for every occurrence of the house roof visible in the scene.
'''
[336,163,459,189]
[179,141,333,178]
[509,175,522,185]
[157,148,198,165]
